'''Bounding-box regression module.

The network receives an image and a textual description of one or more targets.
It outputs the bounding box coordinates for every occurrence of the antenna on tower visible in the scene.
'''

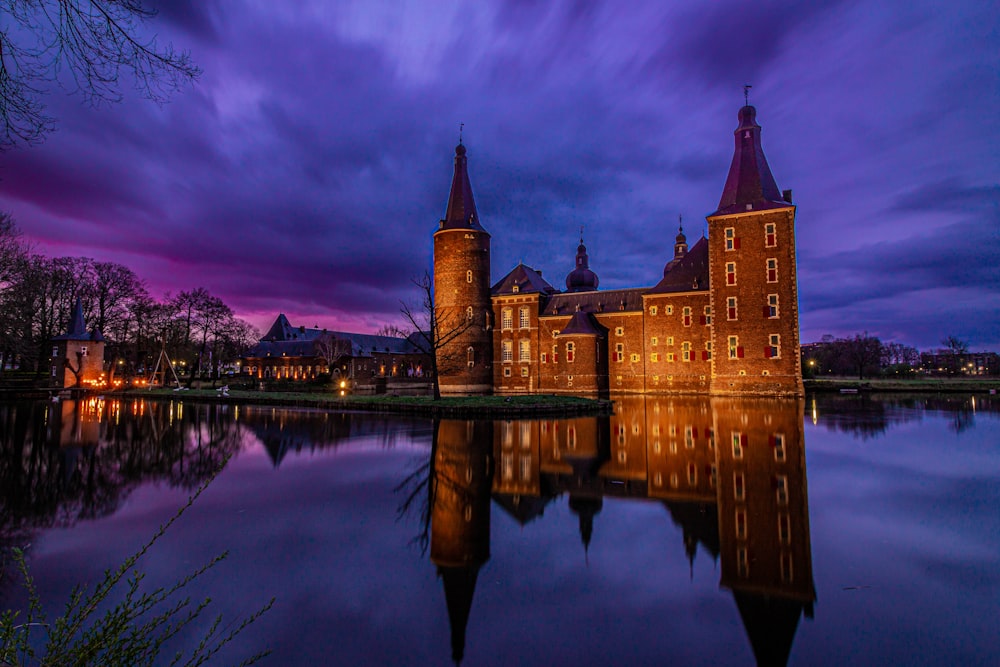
[459,122,464,145]
[743,84,752,107]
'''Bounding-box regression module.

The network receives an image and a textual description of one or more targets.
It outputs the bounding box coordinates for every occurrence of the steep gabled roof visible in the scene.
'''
[557,310,607,337]
[249,315,423,358]
[440,143,486,232]
[712,105,793,217]
[647,237,710,294]
[491,264,558,296]
[541,287,647,317]
[53,297,103,342]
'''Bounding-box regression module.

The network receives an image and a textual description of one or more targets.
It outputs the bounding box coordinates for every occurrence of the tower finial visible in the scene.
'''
[459,122,464,145]
[743,84,752,107]
[678,213,683,234]
[579,225,584,244]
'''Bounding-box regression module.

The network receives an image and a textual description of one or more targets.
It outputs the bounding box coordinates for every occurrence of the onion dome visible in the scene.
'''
[565,232,599,293]
[664,217,688,276]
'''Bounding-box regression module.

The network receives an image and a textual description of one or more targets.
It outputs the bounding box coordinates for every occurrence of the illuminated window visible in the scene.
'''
[766,294,779,318]
[80,346,88,357]
[728,336,741,359]
[682,307,692,326]
[726,262,737,286]
[566,342,575,362]
[667,353,675,362]
[767,258,778,282]
[615,326,624,336]
[521,366,529,377]
[650,305,658,316]
[501,308,513,330]
[765,222,777,247]
[519,339,530,362]
[703,341,712,361]
[727,297,738,321]
[667,336,674,346]
[502,340,513,362]
[630,353,640,363]
[651,336,658,346]
[651,353,660,362]
[519,307,530,329]
[466,269,473,283]
[725,227,739,251]
[666,305,674,315]
[767,334,781,359]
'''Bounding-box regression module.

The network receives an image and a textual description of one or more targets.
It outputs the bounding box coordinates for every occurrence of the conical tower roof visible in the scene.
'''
[441,143,486,232]
[713,105,792,216]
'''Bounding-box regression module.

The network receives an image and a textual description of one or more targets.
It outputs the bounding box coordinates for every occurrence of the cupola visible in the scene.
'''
[565,231,599,293]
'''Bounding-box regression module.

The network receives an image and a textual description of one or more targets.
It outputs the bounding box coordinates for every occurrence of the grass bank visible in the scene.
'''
[117,388,614,418]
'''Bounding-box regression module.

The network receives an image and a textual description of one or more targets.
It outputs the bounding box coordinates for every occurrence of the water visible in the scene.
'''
[1,394,997,666]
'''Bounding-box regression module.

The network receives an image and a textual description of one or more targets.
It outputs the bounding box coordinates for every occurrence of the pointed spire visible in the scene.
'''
[714,103,791,216]
[67,297,86,337]
[442,142,484,231]
[565,229,599,292]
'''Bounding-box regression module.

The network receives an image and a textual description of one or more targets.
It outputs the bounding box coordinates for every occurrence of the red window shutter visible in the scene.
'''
[692,427,698,438]
[768,435,776,447]
[737,346,745,358]
[699,315,706,325]
[764,306,772,318]
[765,347,772,358]
[734,237,741,249]
[741,434,748,446]
[727,273,735,285]
[728,307,736,319]
[767,233,775,245]
[704,464,712,475]
[701,351,708,361]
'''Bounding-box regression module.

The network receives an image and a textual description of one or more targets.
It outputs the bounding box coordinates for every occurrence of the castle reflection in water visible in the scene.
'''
[1,395,815,666]
[428,397,815,665]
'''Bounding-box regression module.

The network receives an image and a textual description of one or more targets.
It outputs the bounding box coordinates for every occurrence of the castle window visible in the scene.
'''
[733,432,745,459]
[466,270,473,283]
[773,433,786,461]
[651,336,658,346]
[651,352,660,362]
[727,297,738,321]
[467,347,475,368]
[504,367,512,377]
[685,426,694,449]
[767,258,778,283]
[541,352,548,364]
[649,306,658,316]
[630,353,640,363]
[666,305,674,315]
[521,366,529,377]
[725,227,740,251]
[734,472,745,500]
[682,341,691,362]
[51,346,58,358]
[615,343,624,362]
[776,475,788,505]
[502,340,513,362]
[765,223,777,248]
[512,285,519,293]
[615,327,624,336]
[519,307,530,329]
[726,262,737,286]
[501,308,513,330]
[552,345,558,363]
[519,339,530,362]
[51,365,57,377]
[667,352,676,362]
[466,306,473,321]
[667,336,674,346]
[682,307,692,326]
[728,336,740,359]
[703,341,712,361]
[701,306,712,326]
[767,334,781,359]
[566,342,575,362]
[778,514,791,545]
[736,510,747,539]
[766,294,779,318]
[687,463,697,486]
[80,346,88,357]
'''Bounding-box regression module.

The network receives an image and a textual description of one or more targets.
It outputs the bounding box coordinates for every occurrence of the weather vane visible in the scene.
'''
[678,213,683,232]
[743,84,752,107]
[459,122,464,145]
[579,225,584,243]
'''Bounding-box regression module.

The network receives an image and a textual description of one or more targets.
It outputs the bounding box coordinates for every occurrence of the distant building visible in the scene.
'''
[433,103,803,397]
[50,298,105,388]
[920,350,999,376]
[242,314,430,381]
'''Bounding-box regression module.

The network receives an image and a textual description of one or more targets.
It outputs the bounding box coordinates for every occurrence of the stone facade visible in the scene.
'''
[50,298,105,388]
[434,104,803,397]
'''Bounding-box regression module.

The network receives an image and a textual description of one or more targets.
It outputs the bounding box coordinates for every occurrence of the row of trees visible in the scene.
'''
[0,214,257,384]
[803,333,980,379]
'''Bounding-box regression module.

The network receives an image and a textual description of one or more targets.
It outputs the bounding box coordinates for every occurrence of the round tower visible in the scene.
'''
[433,143,493,395]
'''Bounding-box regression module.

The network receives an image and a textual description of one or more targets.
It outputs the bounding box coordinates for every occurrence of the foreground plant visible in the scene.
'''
[0,474,273,666]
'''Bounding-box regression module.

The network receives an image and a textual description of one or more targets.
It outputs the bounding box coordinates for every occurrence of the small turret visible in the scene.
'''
[664,217,688,276]
[565,230,599,293]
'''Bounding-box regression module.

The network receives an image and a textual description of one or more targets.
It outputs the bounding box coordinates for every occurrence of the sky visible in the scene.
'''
[0,0,997,350]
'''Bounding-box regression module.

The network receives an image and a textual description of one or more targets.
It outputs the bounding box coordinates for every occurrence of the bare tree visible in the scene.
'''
[315,332,352,373]
[841,332,883,380]
[374,323,407,339]
[399,272,474,400]
[0,0,200,148]
[941,335,970,375]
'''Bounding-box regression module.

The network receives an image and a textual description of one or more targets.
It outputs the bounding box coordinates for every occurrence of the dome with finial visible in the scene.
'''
[565,229,599,293]
[664,216,689,276]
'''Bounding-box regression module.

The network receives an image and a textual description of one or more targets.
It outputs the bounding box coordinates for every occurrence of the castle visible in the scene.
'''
[433,103,803,397]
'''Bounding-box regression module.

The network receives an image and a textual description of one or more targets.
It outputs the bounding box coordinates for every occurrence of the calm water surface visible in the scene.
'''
[1,394,997,666]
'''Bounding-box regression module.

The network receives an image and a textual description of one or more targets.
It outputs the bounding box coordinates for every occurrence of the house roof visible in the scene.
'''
[647,237,710,294]
[557,310,607,337]
[53,297,104,342]
[712,105,793,217]
[248,314,422,359]
[492,263,558,296]
[541,287,647,317]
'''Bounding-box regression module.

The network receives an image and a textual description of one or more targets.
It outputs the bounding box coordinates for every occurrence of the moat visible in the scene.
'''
[1,394,997,665]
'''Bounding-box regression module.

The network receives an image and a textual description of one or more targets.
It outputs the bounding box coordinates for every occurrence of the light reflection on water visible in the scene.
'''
[0,394,997,666]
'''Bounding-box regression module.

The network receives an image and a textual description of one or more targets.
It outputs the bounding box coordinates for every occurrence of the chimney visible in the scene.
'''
[782,189,793,203]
